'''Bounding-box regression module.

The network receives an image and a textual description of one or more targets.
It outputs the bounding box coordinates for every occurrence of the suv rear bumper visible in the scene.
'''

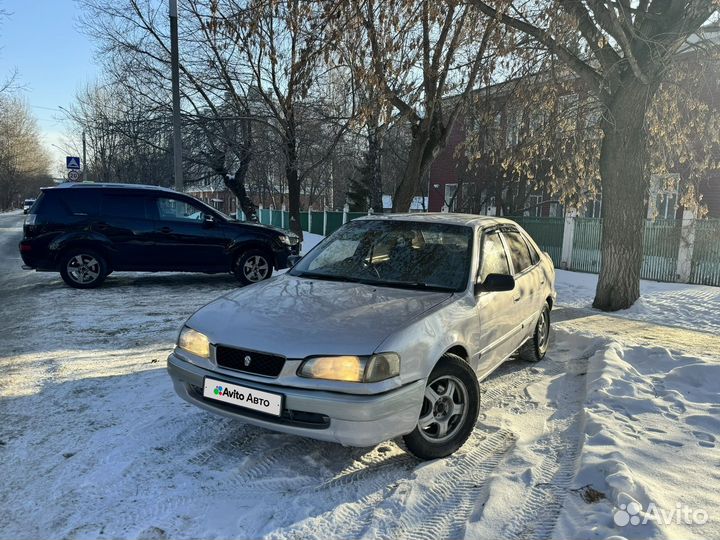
[18,240,56,270]
[167,352,423,447]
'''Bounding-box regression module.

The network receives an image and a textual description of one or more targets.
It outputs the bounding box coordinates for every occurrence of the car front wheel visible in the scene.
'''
[234,249,273,285]
[403,353,480,460]
[59,249,108,289]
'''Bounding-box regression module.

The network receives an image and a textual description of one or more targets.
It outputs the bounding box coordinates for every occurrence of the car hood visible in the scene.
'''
[226,219,287,236]
[186,274,453,357]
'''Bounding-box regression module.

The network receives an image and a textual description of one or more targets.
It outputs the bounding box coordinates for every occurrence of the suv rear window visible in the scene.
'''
[31,191,67,219]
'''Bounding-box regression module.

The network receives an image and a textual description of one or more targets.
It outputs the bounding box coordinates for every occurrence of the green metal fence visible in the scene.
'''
[325,211,344,235]
[569,218,686,282]
[690,219,720,286]
[508,216,565,267]
[641,219,681,282]
[347,211,368,222]
[259,208,271,225]
[570,218,603,273]
[310,211,325,235]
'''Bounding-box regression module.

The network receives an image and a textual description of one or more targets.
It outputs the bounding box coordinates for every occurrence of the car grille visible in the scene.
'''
[215,346,285,377]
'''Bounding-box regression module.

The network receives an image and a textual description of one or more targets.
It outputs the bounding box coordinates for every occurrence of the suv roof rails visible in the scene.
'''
[49,182,177,193]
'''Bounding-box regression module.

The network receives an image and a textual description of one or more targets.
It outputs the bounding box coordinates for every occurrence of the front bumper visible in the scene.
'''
[271,243,300,270]
[167,352,424,447]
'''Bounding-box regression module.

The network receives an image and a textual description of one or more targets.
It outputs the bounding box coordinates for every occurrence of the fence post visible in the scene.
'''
[676,209,696,283]
[281,204,286,229]
[560,213,576,269]
[268,206,273,226]
[342,203,349,224]
[307,209,312,233]
[323,208,328,236]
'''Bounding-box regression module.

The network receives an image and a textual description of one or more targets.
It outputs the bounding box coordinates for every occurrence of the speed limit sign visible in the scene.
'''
[68,170,80,181]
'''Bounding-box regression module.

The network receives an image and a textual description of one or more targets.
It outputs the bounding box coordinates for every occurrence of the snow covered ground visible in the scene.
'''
[555,269,720,334]
[0,213,718,540]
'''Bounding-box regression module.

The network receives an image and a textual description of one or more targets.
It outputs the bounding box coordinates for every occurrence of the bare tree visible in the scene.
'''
[342,0,499,212]
[466,0,719,310]
[0,97,52,209]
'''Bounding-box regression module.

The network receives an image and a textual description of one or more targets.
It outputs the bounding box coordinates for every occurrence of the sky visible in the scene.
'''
[0,0,100,175]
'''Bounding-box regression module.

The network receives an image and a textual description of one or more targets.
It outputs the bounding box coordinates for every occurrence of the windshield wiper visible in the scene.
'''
[377,281,456,292]
[296,271,363,283]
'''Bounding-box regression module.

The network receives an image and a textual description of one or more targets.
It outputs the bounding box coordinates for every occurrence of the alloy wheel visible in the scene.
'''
[417,375,468,443]
[242,255,270,282]
[66,254,101,285]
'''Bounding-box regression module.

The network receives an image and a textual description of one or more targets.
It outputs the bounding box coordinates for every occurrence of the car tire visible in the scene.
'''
[518,302,551,362]
[403,353,480,460]
[59,248,108,289]
[234,249,273,285]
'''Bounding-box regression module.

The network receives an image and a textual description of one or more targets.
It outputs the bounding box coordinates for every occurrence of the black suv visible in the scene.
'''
[19,183,300,289]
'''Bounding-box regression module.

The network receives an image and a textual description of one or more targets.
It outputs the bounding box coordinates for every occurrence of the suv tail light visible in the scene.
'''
[20,243,32,252]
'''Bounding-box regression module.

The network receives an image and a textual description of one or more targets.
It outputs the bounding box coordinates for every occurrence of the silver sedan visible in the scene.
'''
[167,214,556,459]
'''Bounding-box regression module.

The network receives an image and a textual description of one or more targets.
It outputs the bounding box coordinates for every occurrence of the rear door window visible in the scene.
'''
[502,230,535,274]
[58,190,101,216]
[101,194,149,220]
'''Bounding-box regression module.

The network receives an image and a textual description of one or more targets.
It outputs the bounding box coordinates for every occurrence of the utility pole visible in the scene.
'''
[82,130,87,182]
[169,0,183,191]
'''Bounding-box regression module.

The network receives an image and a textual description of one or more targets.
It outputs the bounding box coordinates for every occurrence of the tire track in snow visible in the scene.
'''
[500,357,588,540]
[372,428,516,540]
[271,429,515,540]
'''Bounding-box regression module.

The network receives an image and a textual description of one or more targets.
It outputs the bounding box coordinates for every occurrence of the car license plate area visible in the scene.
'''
[203,377,283,417]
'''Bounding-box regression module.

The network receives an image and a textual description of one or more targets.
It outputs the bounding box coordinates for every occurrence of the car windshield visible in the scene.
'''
[290,219,473,291]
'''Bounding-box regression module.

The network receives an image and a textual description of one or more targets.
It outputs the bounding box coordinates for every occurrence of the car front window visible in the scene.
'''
[156,197,206,222]
[479,230,511,282]
[290,220,473,291]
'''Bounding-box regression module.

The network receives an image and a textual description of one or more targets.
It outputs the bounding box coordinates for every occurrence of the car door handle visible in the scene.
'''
[513,295,521,302]
[159,227,172,234]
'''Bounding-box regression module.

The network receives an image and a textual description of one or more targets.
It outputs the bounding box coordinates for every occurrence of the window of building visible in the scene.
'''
[506,109,521,147]
[444,183,458,212]
[526,194,543,217]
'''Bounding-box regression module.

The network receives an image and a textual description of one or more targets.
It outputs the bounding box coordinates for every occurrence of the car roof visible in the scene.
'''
[355,212,518,229]
[44,182,179,194]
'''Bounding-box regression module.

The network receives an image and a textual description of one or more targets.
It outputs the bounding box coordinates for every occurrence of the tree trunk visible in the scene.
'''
[368,126,384,213]
[284,121,303,240]
[392,121,441,212]
[593,82,657,311]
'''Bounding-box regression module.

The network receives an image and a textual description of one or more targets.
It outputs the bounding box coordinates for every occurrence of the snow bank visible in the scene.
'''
[555,340,720,540]
[555,270,720,334]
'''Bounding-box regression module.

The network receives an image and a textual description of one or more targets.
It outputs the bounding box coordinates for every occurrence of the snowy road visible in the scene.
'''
[1,212,718,540]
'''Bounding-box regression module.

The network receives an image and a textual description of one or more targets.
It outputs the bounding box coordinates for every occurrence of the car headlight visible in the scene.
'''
[278,234,300,246]
[177,326,210,358]
[298,353,400,383]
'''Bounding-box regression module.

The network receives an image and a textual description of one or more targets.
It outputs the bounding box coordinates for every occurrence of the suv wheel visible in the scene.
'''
[403,353,480,460]
[60,249,108,289]
[234,249,273,285]
[518,302,551,362]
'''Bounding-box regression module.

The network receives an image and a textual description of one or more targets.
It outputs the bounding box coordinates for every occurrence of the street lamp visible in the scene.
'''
[169,0,184,192]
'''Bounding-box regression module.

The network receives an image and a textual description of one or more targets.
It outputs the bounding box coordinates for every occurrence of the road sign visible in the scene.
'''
[66,156,81,170]
[68,170,80,181]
